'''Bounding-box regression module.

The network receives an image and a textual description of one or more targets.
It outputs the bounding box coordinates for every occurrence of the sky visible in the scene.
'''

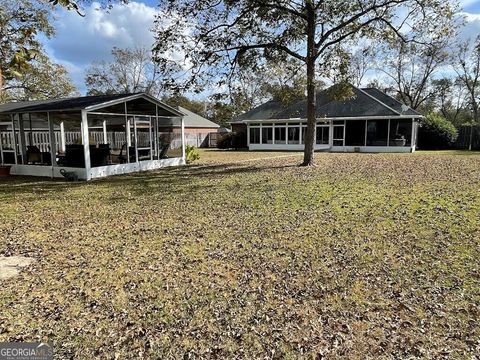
[43,0,480,95]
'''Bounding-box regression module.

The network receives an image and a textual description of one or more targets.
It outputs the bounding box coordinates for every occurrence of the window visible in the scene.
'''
[316,126,329,145]
[389,119,412,146]
[288,124,300,144]
[261,126,273,144]
[345,120,366,146]
[366,120,388,146]
[301,126,307,144]
[249,127,260,144]
[274,125,286,144]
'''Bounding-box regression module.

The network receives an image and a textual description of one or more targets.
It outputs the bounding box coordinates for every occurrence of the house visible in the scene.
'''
[231,86,422,153]
[0,93,186,180]
[158,106,220,148]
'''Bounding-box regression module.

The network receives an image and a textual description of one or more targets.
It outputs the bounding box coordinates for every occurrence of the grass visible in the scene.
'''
[0,149,479,359]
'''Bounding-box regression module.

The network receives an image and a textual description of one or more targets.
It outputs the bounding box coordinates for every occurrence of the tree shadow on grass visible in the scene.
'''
[0,162,297,198]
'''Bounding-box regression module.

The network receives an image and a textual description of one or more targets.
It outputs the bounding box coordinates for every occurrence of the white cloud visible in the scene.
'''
[44,2,160,93]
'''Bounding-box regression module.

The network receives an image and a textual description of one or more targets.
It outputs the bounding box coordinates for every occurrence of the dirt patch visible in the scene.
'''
[0,256,35,280]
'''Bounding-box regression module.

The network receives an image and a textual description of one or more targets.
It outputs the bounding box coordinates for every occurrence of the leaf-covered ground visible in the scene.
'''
[0,150,479,359]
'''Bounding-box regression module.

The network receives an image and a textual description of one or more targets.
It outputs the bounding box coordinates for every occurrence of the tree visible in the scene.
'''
[153,0,455,166]
[85,46,163,97]
[1,53,78,102]
[0,0,54,96]
[452,36,480,150]
[161,94,207,117]
[431,77,469,125]
[376,40,450,110]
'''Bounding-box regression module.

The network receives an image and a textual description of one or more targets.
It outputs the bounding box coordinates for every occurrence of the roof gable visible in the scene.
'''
[178,106,219,128]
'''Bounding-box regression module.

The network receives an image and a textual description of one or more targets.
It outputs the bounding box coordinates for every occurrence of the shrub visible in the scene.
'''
[418,113,458,150]
[185,145,200,163]
[217,133,234,149]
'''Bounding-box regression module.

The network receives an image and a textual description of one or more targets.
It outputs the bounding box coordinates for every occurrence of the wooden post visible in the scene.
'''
[81,110,91,180]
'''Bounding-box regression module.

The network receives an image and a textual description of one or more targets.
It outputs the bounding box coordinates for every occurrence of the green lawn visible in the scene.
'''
[0,150,479,358]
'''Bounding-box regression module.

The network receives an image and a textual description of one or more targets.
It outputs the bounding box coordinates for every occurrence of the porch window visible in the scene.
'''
[288,124,300,144]
[389,119,412,146]
[366,120,388,146]
[261,126,273,144]
[300,125,307,144]
[316,126,329,145]
[274,124,286,144]
[249,127,260,144]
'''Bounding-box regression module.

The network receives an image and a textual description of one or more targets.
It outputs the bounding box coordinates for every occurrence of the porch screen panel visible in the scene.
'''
[345,120,366,146]
[274,124,286,144]
[389,119,412,146]
[366,120,388,146]
[249,127,260,144]
[288,124,300,144]
[261,126,273,144]
[316,126,329,145]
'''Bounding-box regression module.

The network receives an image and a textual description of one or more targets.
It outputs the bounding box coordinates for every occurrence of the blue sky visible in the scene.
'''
[43,1,480,95]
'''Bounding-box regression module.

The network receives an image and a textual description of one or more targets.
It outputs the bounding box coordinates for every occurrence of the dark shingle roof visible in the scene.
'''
[0,94,133,113]
[232,85,420,122]
[0,93,184,117]
[361,88,419,116]
[232,100,289,123]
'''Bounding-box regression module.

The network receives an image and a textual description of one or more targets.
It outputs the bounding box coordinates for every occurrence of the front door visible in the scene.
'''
[133,117,152,162]
[333,125,345,146]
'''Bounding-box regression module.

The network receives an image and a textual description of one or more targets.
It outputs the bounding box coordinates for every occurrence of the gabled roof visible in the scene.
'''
[232,85,421,122]
[0,93,184,117]
[178,106,219,128]
[361,88,419,116]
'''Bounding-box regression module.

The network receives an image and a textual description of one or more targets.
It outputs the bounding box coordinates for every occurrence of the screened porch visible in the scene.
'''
[0,93,186,180]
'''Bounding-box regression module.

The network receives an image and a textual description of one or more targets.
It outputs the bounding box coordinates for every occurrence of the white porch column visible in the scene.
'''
[81,110,91,180]
[17,114,27,164]
[411,118,416,149]
[386,119,391,147]
[10,115,18,164]
[47,112,57,168]
[181,115,186,161]
[329,120,333,147]
[60,121,66,152]
[102,120,108,144]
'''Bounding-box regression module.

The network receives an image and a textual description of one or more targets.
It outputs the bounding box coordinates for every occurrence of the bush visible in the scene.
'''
[185,145,200,163]
[217,133,234,149]
[217,132,248,149]
[418,113,458,150]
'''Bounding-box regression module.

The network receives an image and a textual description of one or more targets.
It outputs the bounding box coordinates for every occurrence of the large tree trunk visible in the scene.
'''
[302,1,317,166]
